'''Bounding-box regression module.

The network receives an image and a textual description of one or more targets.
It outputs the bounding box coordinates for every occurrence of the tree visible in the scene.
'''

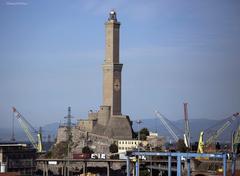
[45,141,68,158]
[216,142,221,150]
[154,146,162,152]
[140,165,150,176]
[109,143,118,153]
[109,143,119,159]
[82,146,93,154]
[133,131,138,139]
[140,128,149,140]
[176,139,187,152]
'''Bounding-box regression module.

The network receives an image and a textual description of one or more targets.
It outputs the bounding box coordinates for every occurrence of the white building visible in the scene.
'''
[118,140,140,153]
[117,139,146,159]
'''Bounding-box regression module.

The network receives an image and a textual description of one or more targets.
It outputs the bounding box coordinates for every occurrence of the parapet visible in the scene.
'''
[97,106,111,126]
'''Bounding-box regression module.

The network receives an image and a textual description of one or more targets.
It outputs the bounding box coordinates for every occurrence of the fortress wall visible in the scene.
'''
[56,126,67,144]
[97,106,111,126]
[56,126,115,154]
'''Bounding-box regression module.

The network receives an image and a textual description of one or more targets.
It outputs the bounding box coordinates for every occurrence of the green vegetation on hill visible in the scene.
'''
[45,141,69,158]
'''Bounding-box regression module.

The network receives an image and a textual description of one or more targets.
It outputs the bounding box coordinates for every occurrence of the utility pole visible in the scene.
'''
[11,110,15,141]
[150,146,152,176]
[65,107,73,141]
[64,106,74,176]
[47,134,51,143]
[136,120,142,176]
[183,103,191,148]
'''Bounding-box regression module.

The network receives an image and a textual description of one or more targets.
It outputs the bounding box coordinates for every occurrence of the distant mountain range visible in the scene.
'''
[0,122,60,142]
[132,118,238,143]
[1,118,239,144]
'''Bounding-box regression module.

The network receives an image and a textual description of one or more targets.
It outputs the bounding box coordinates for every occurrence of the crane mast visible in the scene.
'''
[183,103,191,148]
[205,112,239,147]
[197,112,239,153]
[197,131,204,153]
[155,111,179,142]
[12,107,43,153]
[233,125,240,153]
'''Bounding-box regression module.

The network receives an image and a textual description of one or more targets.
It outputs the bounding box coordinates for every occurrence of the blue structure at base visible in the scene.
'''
[177,155,181,176]
[126,152,229,176]
[168,155,171,176]
[187,158,191,176]
[135,161,139,176]
[126,156,130,176]
[232,153,236,176]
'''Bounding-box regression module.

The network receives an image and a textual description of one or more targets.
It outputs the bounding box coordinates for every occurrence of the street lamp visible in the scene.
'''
[150,145,152,176]
[135,120,142,176]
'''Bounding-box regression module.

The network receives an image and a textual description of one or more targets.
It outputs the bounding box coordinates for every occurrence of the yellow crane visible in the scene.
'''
[233,125,240,154]
[197,112,239,153]
[12,107,44,153]
[197,131,204,153]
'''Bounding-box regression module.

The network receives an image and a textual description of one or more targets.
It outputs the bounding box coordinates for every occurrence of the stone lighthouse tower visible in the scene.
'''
[76,10,133,140]
[56,11,133,147]
[103,10,122,115]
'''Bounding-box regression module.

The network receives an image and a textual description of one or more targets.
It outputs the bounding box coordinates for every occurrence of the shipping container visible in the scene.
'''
[72,153,90,159]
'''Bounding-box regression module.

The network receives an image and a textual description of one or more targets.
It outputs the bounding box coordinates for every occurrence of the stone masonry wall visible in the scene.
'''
[56,126,67,144]
[56,125,115,155]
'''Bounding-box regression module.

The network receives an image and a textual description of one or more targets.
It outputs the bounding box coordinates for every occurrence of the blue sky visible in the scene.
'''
[0,0,240,128]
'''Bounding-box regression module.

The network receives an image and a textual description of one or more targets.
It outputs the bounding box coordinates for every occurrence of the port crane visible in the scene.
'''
[233,125,240,153]
[154,111,180,142]
[183,103,191,148]
[197,112,239,153]
[12,107,43,153]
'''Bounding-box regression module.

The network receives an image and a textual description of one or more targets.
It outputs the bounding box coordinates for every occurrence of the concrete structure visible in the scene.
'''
[117,133,165,154]
[146,132,166,149]
[91,11,132,139]
[57,11,133,147]
[129,151,229,176]
[36,158,126,176]
[118,140,140,154]
[56,126,114,154]
[85,10,133,139]
[0,143,36,176]
[103,11,122,116]
[148,132,158,137]
[78,118,97,132]
[117,139,142,159]
[117,134,165,159]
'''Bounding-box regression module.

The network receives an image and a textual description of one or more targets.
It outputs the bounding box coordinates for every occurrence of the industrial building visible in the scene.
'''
[0,143,36,176]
